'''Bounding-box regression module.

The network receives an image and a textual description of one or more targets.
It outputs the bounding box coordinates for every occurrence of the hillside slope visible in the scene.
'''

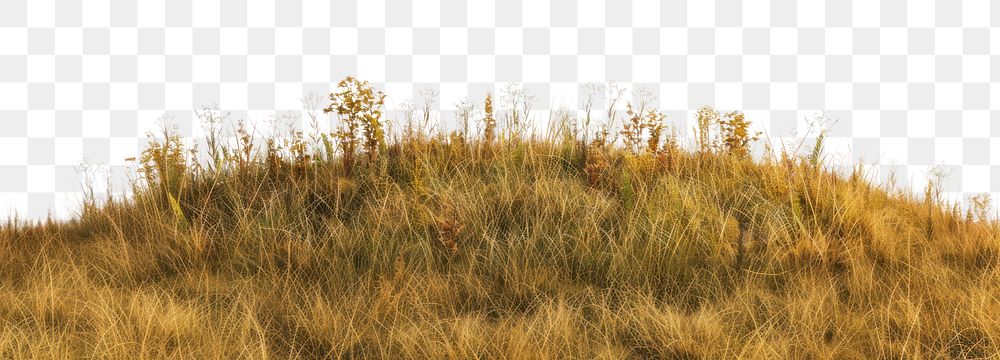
[1,84,998,358]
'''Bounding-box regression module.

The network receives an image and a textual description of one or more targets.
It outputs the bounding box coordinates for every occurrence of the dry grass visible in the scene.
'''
[1,80,999,359]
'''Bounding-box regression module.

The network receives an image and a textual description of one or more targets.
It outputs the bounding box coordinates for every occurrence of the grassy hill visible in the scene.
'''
[1,80,998,358]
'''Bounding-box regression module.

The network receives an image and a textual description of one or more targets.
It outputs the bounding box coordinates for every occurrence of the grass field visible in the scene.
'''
[1,79,998,358]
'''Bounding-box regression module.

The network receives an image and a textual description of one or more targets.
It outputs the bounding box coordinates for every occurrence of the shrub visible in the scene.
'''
[622,103,645,155]
[718,111,760,158]
[137,121,189,199]
[645,109,665,155]
[324,76,387,171]
[621,103,666,156]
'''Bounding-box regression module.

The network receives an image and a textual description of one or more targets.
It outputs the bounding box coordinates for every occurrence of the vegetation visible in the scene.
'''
[323,76,387,172]
[1,79,998,359]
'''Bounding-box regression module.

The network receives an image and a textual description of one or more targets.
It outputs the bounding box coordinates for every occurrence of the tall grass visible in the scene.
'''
[1,78,998,358]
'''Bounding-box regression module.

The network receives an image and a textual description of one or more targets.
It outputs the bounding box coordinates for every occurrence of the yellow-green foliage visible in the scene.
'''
[719,111,759,158]
[137,125,188,195]
[621,103,667,156]
[324,76,387,171]
[1,79,998,359]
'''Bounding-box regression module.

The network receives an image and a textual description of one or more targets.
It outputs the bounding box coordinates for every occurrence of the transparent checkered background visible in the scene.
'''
[0,0,998,220]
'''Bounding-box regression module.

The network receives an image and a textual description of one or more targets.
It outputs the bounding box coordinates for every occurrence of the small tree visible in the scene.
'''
[621,103,666,156]
[719,111,760,158]
[645,109,665,154]
[621,103,645,155]
[138,122,188,198]
[324,76,386,171]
